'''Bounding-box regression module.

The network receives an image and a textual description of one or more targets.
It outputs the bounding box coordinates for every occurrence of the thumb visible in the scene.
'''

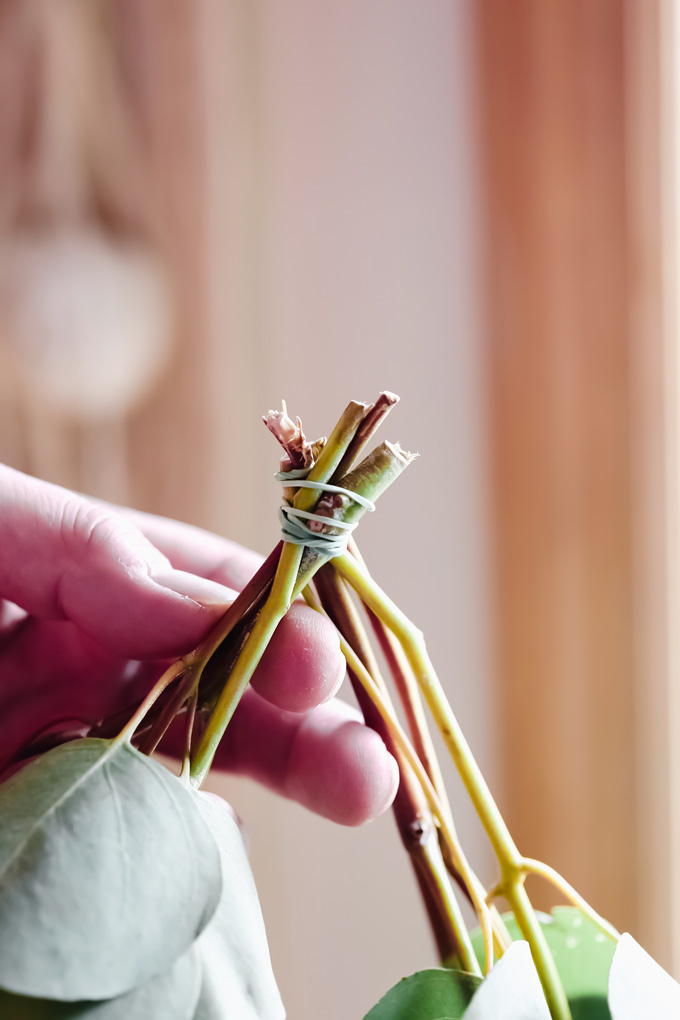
[0,465,235,658]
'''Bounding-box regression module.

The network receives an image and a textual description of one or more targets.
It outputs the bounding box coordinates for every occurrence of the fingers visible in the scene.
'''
[0,600,346,742]
[253,603,345,711]
[0,466,235,658]
[212,691,400,826]
[109,505,264,593]
[0,617,134,765]
[102,503,348,712]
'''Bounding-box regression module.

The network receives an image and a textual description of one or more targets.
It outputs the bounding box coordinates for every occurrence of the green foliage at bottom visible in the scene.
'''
[362,968,481,1020]
[0,950,200,1020]
[471,908,614,1019]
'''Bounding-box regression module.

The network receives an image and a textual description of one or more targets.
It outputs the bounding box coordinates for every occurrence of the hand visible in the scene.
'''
[0,465,398,825]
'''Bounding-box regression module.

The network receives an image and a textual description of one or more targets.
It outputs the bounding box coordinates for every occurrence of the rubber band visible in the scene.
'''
[275,469,375,556]
[274,472,375,511]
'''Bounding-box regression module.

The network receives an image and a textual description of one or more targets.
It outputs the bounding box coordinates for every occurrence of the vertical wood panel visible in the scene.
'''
[625,0,675,966]
[477,0,639,933]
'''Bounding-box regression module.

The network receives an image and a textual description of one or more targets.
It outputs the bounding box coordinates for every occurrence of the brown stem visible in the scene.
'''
[262,406,318,471]
[346,539,464,883]
[364,605,450,809]
[332,391,400,480]
[315,564,391,696]
[102,544,284,744]
[293,441,416,600]
[137,669,198,756]
[312,566,469,967]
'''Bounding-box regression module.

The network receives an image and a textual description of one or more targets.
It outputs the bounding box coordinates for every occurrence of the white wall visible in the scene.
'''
[200,2,495,1016]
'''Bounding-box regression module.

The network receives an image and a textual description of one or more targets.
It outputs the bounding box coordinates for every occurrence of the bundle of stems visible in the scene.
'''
[16,395,619,1020]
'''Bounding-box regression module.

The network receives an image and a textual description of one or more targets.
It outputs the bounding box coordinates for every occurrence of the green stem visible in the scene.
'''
[189,400,380,785]
[505,882,571,1020]
[520,860,619,941]
[335,551,518,864]
[349,540,450,806]
[302,584,490,976]
[179,688,198,787]
[292,441,416,600]
[332,391,399,480]
[294,400,369,511]
[187,543,282,675]
[367,606,451,810]
[138,669,199,756]
[190,542,303,787]
[116,659,187,745]
[334,551,572,1020]
[312,567,477,972]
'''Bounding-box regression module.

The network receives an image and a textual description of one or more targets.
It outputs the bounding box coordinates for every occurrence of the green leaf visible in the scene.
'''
[463,942,551,1019]
[192,793,285,1020]
[608,933,680,1018]
[0,946,201,1020]
[472,908,614,1018]
[362,968,481,1019]
[0,738,222,1002]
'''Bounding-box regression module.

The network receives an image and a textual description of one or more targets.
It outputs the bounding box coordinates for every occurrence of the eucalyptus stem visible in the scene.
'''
[311,567,476,972]
[179,688,198,786]
[333,391,399,480]
[505,883,571,1020]
[138,669,199,756]
[349,539,451,815]
[189,399,383,786]
[185,543,282,676]
[116,659,187,745]
[520,860,619,941]
[190,542,303,787]
[333,551,573,1020]
[302,585,492,977]
[365,605,452,815]
[291,441,416,600]
[334,551,518,860]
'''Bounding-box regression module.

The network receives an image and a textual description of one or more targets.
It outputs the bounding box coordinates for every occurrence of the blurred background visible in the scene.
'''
[0,0,678,1016]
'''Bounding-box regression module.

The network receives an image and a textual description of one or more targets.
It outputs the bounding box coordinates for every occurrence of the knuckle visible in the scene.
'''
[60,497,121,559]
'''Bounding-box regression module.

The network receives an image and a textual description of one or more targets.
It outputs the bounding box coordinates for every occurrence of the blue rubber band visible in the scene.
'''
[275,469,375,556]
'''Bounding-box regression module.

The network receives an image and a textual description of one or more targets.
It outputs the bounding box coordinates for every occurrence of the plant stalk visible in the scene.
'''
[302,583,493,976]
[189,401,407,785]
[333,551,572,1020]
[312,566,478,973]
[190,541,303,787]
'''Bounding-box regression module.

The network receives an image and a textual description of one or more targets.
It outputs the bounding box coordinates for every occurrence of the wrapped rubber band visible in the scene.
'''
[275,469,375,556]
[274,472,375,511]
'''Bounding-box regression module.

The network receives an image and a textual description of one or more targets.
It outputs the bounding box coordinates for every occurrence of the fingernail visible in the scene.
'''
[151,568,236,608]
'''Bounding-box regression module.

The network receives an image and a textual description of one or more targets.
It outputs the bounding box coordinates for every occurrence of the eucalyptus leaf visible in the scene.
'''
[0,945,201,1020]
[192,793,285,1020]
[464,942,551,1020]
[362,967,481,1019]
[0,738,222,1001]
[607,933,680,1018]
[472,908,614,1018]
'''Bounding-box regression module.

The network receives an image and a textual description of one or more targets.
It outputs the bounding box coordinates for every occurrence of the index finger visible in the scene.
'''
[112,506,264,593]
[117,505,347,713]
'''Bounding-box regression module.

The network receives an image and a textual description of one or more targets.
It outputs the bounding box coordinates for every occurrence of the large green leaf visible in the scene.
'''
[463,942,551,1019]
[607,933,680,1018]
[192,793,285,1020]
[0,945,201,1020]
[472,908,614,1019]
[0,738,222,1001]
[362,968,481,1019]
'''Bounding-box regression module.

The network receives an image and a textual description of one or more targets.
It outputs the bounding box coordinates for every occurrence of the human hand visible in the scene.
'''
[0,465,399,824]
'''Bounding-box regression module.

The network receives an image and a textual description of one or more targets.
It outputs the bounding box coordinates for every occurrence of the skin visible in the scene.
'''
[0,464,399,826]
